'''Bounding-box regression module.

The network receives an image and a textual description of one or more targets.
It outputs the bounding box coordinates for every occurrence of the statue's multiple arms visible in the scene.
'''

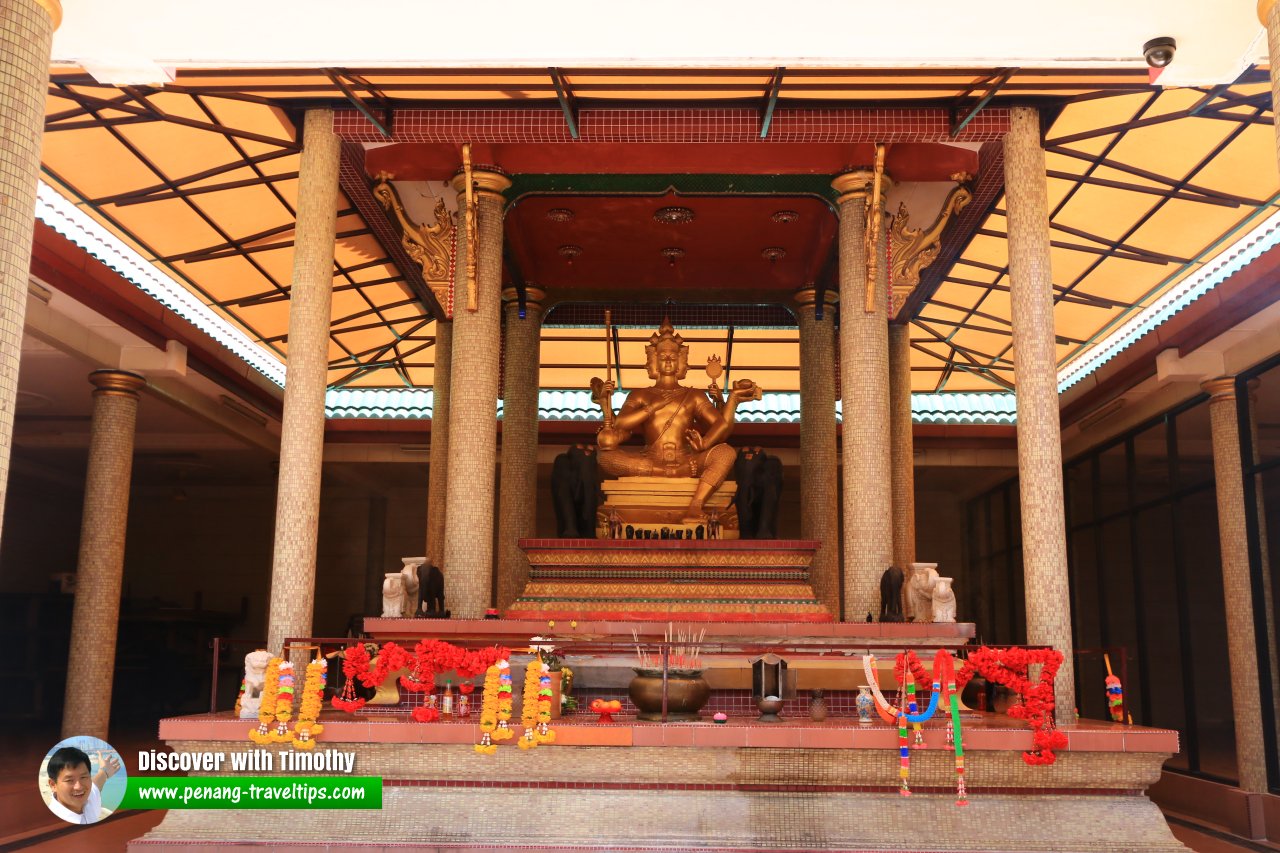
[592,379,651,450]
[694,379,760,448]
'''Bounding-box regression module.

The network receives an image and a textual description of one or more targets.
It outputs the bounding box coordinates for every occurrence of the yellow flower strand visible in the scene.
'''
[248,657,282,745]
[292,656,327,750]
[518,659,542,750]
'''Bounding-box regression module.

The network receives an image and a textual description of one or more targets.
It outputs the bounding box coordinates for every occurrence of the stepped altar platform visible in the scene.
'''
[505,537,832,621]
[130,620,1186,850]
[134,711,1185,851]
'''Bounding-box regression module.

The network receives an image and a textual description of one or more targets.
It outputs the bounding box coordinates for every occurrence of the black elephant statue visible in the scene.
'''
[878,565,905,622]
[733,447,783,539]
[418,561,447,618]
[550,444,601,538]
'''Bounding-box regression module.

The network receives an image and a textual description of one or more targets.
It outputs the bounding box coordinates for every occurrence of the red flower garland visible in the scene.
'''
[331,643,372,713]
[332,640,510,717]
[893,650,933,693]
[956,646,1068,765]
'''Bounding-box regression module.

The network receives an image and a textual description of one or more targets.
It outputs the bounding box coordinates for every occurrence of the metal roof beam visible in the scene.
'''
[323,68,393,139]
[1045,145,1263,207]
[950,67,1016,138]
[760,67,785,139]
[111,172,300,206]
[89,150,297,207]
[549,67,579,139]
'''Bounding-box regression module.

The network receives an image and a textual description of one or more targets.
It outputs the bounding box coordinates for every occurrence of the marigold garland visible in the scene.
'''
[518,659,543,750]
[475,662,506,754]
[292,656,328,750]
[249,657,282,744]
[271,661,296,743]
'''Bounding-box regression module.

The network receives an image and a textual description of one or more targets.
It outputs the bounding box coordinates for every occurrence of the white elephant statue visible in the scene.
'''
[907,562,939,623]
[382,573,405,618]
[400,558,423,617]
[931,577,957,623]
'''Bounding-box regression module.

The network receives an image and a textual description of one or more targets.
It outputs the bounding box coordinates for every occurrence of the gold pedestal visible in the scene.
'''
[597,477,738,539]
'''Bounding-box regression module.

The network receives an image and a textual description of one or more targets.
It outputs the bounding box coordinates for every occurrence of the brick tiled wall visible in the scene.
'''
[266,110,340,656]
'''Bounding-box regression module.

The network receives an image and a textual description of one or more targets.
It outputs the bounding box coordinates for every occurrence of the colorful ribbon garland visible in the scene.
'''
[864,649,967,805]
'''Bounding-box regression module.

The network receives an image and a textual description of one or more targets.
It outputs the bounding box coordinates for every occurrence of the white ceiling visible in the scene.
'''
[53,0,1267,88]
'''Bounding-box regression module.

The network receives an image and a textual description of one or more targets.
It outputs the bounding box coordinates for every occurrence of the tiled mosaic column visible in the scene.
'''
[1247,380,1280,755]
[425,320,452,568]
[62,370,144,739]
[1203,378,1269,793]
[1004,106,1076,723]
[833,170,892,622]
[443,169,511,618]
[265,110,339,655]
[496,287,546,611]
[0,0,59,545]
[1264,0,1280,173]
[888,323,916,569]
[794,287,840,617]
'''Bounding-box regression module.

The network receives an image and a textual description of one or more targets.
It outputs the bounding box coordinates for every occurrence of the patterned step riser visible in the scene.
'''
[515,539,834,622]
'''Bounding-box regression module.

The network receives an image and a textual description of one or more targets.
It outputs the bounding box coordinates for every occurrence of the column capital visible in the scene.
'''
[501,285,547,311]
[793,286,838,312]
[89,369,145,398]
[1202,376,1238,401]
[831,170,894,206]
[1260,0,1276,25]
[449,168,512,199]
[34,0,62,28]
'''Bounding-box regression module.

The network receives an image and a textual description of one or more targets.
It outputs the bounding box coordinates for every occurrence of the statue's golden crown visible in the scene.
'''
[648,316,685,348]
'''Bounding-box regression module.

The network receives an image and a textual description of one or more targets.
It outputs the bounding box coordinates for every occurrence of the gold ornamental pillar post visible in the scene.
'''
[888,323,916,569]
[833,170,893,621]
[496,287,546,611]
[443,168,511,618]
[0,0,60,544]
[1004,106,1077,723]
[794,287,841,617]
[1203,378,1270,793]
[265,110,340,655]
[425,321,453,568]
[62,370,146,739]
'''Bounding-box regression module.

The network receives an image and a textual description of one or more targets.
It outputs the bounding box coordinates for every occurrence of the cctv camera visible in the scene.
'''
[1143,37,1176,68]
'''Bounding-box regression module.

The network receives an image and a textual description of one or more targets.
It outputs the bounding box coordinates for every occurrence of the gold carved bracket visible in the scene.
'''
[888,173,973,320]
[371,172,456,318]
